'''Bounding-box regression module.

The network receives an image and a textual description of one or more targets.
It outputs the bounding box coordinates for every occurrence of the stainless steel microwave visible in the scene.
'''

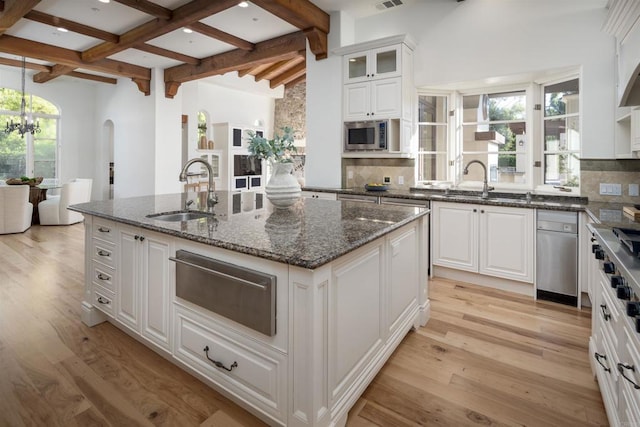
[344,120,389,151]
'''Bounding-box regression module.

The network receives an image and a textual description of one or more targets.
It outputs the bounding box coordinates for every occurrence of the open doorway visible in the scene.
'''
[102,120,114,200]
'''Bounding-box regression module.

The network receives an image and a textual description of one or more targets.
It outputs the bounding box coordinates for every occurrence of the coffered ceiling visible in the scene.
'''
[0,0,331,97]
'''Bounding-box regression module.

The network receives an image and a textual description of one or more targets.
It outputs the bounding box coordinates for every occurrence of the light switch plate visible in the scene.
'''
[630,183,639,197]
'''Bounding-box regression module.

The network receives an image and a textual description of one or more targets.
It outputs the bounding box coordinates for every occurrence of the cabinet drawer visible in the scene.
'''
[620,327,640,398]
[93,285,115,318]
[92,219,116,243]
[174,308,286,423]
[598,278,620,351]
[594,327,619,410]
[91,261,115,292]
[91,239,116,268]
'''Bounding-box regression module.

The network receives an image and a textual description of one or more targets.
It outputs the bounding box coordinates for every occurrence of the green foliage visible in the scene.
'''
[247,126,297,163]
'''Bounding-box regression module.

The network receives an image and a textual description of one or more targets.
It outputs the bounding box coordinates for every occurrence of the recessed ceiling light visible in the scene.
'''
[98,0,110,3]
[183,28,193,34]
[57,27,68,32]
[238,1,249,7]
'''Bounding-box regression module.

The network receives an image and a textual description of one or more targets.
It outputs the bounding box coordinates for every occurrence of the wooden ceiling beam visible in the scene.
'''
[112,0,172,20]
[0,56,48,71]
[0,34,151,81]
[284,74,305,90]
[67,71,117,85]
[81,0,239,63]
[0,0,40,33]
[255,56,303,82]
[164,30,306,92]
[134,44,200,65]
[33,64,75,83]
[251,0,328,60]
[187,22,254,51]
[269,61,305,88]
[24,10,119,42]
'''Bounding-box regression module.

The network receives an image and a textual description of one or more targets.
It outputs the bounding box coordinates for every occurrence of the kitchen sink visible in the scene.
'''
[147,211,214,222]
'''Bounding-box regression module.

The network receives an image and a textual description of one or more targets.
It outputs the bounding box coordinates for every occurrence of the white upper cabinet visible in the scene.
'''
[343,45,402,83]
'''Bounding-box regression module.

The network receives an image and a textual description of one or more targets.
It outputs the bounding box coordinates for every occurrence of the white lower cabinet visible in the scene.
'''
[174,306,287,424]
[118,225,172,351]
[432,201,534,282]
[301,190,337,200]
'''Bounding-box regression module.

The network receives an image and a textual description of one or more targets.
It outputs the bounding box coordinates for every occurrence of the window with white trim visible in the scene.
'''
[417,94,449,183]
[542,78,580,188]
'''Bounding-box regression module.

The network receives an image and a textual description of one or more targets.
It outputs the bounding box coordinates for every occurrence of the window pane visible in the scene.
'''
[544,153,580,187]
[544,79,579,117]
[462,92,526,123]
[0,113,26,179]
[34,139,55,178]
[462,153,528,185]
[544,117,580,151]
[418,153,448,181]
[418,95,447,123]
[419,124,447,151]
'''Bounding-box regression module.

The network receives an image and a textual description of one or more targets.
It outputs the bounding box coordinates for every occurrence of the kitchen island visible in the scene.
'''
[70,192,430,427]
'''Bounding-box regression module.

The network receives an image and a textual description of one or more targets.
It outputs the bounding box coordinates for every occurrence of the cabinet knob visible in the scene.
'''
[134,235,139,240]
[473,209,477,213]
[139,236,145,242]
[480,210,485,214]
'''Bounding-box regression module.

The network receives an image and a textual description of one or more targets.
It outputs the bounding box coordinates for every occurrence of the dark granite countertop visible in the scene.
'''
[69,192,429,269]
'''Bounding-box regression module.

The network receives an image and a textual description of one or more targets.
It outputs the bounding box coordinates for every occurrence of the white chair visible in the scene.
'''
[46,178,92,201]
[0,185,33,234]
[39,180,92,225]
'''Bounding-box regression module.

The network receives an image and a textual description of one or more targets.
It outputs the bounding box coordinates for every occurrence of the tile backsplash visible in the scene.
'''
[581,159,640,203]
[342,158,415,190]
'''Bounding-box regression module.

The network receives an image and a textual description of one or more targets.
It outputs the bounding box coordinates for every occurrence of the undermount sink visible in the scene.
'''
[147,211,214,222]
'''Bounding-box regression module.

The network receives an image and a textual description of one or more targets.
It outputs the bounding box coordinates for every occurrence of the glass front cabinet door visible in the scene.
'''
[344,45,401,83]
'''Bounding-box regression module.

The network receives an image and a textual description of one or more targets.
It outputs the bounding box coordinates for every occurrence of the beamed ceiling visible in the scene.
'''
[0,0,330,97]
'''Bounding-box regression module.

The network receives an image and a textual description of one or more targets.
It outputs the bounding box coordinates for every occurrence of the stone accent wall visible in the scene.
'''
[274,82,306,152]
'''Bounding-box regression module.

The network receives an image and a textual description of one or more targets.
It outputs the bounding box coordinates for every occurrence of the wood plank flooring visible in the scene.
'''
[0,224,607,426]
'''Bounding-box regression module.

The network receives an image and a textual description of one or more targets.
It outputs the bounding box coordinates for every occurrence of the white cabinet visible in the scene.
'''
[211,123,265,191]
[118,225,173,352]
[301,190,337,200]
[339,37,415,124]
[344,45,401,83]
[432,201,534,283]
[343,77,402,121]
[614,108,640,158]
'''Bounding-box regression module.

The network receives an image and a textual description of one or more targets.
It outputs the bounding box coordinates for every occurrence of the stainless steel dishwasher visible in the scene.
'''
[536,210,578,306]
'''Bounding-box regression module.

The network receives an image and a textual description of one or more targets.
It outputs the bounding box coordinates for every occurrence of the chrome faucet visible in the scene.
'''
[463,160,494,199]
[179,158,217,213]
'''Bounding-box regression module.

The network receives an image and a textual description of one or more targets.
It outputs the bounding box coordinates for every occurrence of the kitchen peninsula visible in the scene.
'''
[69,192,430,427]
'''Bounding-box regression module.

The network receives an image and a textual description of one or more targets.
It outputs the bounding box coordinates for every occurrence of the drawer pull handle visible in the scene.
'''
[97,296,110,305]
[203,346,238,372]
[617,363,640,389]
[600,304,611,321]
[97,250,111,257]
[594,352,611,372]
[97,273,110,281]
[97,227,110,233]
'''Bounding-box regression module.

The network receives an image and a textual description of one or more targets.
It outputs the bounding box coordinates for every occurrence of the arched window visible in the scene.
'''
[0,88,60,180]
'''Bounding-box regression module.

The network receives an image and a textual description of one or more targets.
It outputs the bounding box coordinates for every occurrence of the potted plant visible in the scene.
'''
[247,126,301,208]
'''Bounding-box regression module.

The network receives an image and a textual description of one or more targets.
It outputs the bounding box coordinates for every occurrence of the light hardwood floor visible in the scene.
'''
[0,223,607,426]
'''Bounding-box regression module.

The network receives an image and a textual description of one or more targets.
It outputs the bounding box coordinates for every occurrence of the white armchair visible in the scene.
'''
[0,185,33,234]
[39,180,92,225]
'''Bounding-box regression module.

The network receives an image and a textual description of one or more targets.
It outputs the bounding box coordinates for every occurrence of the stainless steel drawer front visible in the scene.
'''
[171,250,276,336]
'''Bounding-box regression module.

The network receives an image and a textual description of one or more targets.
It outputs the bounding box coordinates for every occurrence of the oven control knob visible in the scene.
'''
[603,261,616,274]
[595,248,605,260]
[592,244,601,253]
[618,285,632,300]
[611,275,625,288]
[627,301,640,317]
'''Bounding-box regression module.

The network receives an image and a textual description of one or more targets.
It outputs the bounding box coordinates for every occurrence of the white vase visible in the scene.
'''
[265,162,301,208]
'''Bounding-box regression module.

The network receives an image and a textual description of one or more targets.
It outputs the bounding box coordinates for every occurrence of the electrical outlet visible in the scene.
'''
[611,183,622,196]
[347,170,354,179]
[398,176,404,185]
[599,183,608,195]
[383,176,391,184]
[630,183,639,197]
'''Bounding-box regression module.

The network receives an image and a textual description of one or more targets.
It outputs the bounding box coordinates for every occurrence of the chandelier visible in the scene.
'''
[5,57,41,138]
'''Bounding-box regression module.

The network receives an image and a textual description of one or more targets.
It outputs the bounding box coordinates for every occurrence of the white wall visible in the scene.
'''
[305,11,354,188]
[0,68,98,193]
[354,0,615,159]
[95,76,156,198]
[306,0,615,187]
